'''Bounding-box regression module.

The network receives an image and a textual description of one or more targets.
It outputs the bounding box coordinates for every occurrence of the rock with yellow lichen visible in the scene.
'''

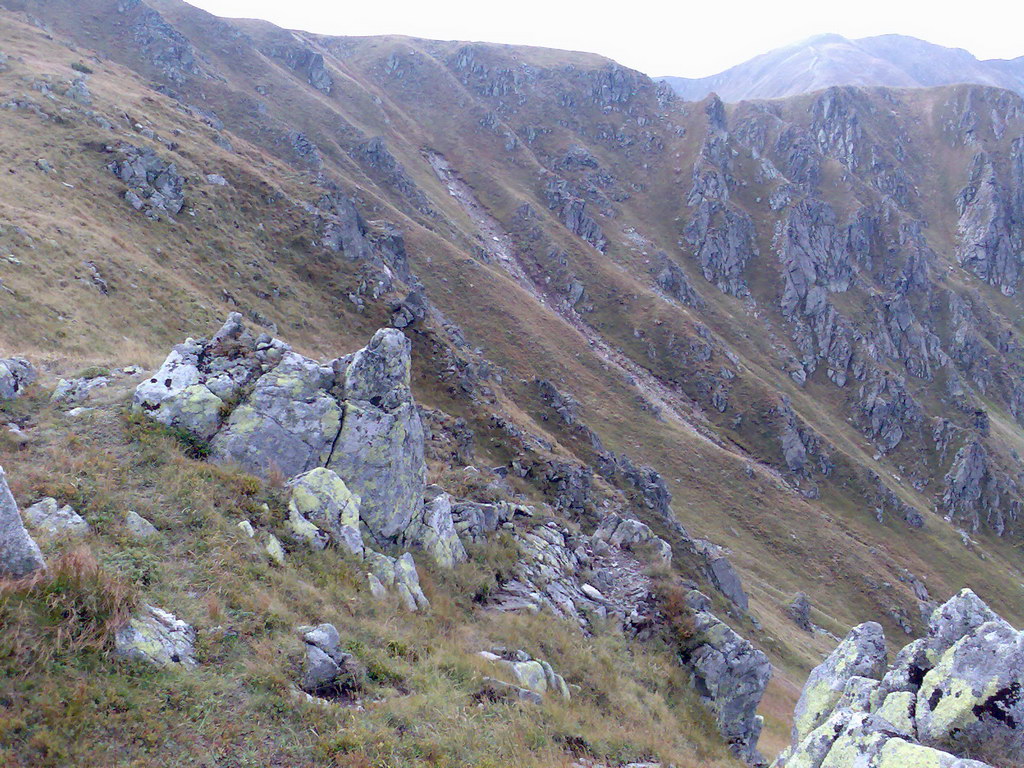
[114,605,196,667]
[770,589,1022,768]
[403,488,466,568]
[210,352,341,478]
[286,467,362,556]
[134,317,428,549]
[326,328,426,545]
[790,622,887,744]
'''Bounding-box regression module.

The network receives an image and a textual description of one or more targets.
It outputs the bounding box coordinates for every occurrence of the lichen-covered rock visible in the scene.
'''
[327,329,426,544]
[0,464,45,578]
[915,620,1024,760]
[265,534,286,565]
[286,468,362,557]
[135,317,428,548]
[403,490,466,568]
[680,594,772,765]
[133,314,270,440]
[477,676,543,705]
[792,622,887,743]
[0,357,36,400]
[364,550,430,612]
[773,590,1017,768]
[211,351,341,478]
[926,589,1011,658]
[23,498,89,537]
[114,605,196,666]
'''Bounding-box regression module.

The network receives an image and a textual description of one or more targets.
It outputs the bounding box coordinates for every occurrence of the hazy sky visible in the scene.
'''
[187,0,1023,78]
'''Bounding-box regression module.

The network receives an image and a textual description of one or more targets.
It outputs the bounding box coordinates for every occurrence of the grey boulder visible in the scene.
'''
[0,464,45,578]
[327,329,426,544]
[791,622,887,743]
[299,622,365,697]
[680,591,772,765]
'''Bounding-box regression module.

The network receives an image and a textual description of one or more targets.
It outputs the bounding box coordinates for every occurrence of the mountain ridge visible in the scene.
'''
[659,33,1024,102]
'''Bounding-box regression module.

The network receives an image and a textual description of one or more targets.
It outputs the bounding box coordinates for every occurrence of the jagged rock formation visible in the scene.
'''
[772,590,1024,767]
[0,464,45,578]
[0,357,35,400]
[490,520,659,633]
[592,512,672,566]
[106,142,185,218]
[789,622,887,744]
[404,488,468,568]
[134,314,426,547]
[681,590,772,765]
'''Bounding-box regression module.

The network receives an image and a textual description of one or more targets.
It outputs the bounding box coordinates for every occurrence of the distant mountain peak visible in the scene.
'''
[660,33,1024,102]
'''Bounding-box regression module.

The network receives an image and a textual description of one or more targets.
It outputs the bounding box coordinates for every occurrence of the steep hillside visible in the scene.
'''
[2,2,1024,766]
[660,34,1024,101]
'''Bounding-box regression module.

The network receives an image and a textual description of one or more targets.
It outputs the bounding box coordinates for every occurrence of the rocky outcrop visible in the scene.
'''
[955,150,1024,296]
[135,315,427,548]
[0,357,36,400]
[365,551,430,612]
[680,590,771,765]
[942,438,1021,536]
[264,40,333,94]
[0,464,45,579]
[543,176,608,252]
[107,142,185,218]
[114,605,196,666]
[23,498,89,538]
[684,193,758,297]
[773,590,1023,768]
[325,328,426,545]
[593,512,672,567]
[790,622,887,744]
[298,623,365,698]
[450,498,528,543]
[490,522,657,634]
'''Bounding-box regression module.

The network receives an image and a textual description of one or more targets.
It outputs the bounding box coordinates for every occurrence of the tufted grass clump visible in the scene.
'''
[0,547,136,670]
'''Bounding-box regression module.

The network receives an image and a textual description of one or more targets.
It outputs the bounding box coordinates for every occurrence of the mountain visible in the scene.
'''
[2,2,1024,766]
[660,33,1024,101]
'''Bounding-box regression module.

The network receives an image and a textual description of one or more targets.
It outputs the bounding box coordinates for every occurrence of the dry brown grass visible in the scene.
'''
[0,546,136,670]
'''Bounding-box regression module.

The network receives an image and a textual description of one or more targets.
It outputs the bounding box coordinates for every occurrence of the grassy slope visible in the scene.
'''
[2,5,1024,763]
